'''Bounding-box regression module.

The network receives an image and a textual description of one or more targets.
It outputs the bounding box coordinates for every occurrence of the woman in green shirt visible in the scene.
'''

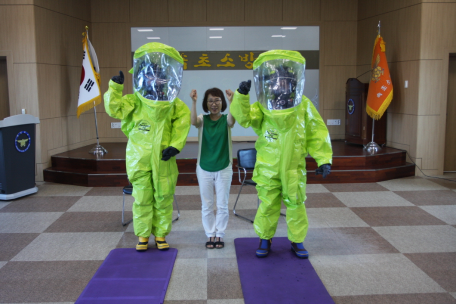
[190,88,235,249]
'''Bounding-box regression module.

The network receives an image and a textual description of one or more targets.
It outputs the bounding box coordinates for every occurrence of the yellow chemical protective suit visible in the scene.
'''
[231,50,332,243]
[104,43,190,238]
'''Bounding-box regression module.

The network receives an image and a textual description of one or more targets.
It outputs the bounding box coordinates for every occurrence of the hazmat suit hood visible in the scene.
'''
[130,42,184,102]
[253,50,305,111]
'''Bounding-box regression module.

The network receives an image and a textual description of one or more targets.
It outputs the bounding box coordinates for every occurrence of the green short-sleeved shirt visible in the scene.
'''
[200,114,230,172]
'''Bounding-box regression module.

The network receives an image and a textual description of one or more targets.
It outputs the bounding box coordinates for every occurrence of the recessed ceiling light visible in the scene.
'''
[209,28,224,31]
[147,37,161,39]
[271,35,286,38]
[138,29,153,32]
[281,27,297,30]
[209,36,222,39]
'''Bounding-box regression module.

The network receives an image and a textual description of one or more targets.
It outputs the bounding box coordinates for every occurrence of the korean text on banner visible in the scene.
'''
[366,35,393,120]
[77,33,101,118]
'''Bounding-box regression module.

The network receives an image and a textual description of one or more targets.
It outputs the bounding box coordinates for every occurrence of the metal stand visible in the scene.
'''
[364,118,381,154]
[89,102,107,155]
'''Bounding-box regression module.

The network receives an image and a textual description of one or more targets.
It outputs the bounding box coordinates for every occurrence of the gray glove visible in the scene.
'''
[316,164,331,178]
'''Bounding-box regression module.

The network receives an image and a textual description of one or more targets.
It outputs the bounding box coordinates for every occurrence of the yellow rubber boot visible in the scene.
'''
[136,236,149,251]
[155,237,170,251]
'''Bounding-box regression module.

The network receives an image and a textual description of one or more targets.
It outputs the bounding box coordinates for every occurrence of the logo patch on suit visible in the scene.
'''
[138,120,151,132]
[265,129,278,141]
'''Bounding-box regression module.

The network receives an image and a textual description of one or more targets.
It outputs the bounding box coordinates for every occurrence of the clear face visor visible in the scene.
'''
[133,52,183,101]
[253,59,305,110]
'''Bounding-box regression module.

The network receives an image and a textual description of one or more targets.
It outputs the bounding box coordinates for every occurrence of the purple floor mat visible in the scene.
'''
[235,237,334,304]
[75,248,177,304]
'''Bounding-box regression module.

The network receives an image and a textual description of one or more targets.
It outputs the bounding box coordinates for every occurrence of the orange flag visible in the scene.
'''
[366,35,393,120]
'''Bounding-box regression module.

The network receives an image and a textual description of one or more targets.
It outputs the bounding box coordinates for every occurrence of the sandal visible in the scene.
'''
[215,237,224,249]
[206,237,215,249]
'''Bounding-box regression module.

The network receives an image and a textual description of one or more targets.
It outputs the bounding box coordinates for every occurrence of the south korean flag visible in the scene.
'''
[77,31,101,118]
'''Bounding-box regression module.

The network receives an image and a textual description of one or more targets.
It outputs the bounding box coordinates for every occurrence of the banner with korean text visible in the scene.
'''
[366,35,393,120]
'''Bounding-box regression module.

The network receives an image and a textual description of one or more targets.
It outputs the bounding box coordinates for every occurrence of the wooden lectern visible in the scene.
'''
[345,78,387,146]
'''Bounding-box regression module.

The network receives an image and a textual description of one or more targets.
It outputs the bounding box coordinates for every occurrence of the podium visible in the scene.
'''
[0,114,40,200]
[345,78,386,146]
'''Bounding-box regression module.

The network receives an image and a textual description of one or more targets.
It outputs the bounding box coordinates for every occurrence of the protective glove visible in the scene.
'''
[111,70,124,85]
[237,80,251,95]
[315,164,331,178]
[161,146,180,161]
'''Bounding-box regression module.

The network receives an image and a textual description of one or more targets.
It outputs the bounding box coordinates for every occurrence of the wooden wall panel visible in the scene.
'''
[245,0,283,23]
[420,3,456,59]
[324,109,345,137]
[282,0,321,23]
[444,55,456,171]
[387,61,419,116]
[79,112,96,142]
[320,65,356,110]
[0,0,32,4]
[358,0,420,20]
[0,58,9,120]
[168,0,207,22]
[386,112,417,156]
[65,66,83,117]
[92,23,130,68]
[13,63,39,117]
[67,115,81,145]
[0,6,36,63]
[91,0,130,23]
[38,117,63,162]
[418,59,444,115]
[130,0,169,23]
[416,115,444,169]
[207,0,245,23]
[34,0,91,21]
[97,112,127,138]
[322,0,357,21]
[37,63,61,119]
[323,21,357,65]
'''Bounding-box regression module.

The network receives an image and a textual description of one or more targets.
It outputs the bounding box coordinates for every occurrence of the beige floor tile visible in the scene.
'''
[378,177,448,191]
[165,258,207,300]
[373,226,456,253]
[11,232,123,261]
[310,253,445,296]
[307,208,369,228]
[419,205,456,225]
[0,212,63,233]
[68,195,134,212]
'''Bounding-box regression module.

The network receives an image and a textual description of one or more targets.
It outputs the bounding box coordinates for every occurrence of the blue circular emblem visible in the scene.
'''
[15,131,31,153]
[347,99,355,115]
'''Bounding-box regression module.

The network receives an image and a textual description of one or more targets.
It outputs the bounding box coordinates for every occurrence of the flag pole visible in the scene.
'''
[84,26,107,156]
[88,101,107,155]
[364,21,382,154]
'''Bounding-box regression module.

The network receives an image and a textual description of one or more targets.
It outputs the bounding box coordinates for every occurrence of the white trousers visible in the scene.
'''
[196,164,233,238]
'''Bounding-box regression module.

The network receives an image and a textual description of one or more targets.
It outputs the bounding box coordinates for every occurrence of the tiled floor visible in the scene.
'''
[0,176,456,303]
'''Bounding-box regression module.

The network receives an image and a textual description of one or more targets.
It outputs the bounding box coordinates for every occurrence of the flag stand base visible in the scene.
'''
[89,144,107,155]
[364,142,381,154]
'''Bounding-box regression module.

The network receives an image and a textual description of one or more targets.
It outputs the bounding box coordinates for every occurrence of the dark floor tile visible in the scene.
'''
[85,187,124,196]
[0,196,80,212]
[333,293,456,304]
[305,227,399,256]
[305,193,346,208]
[350,206,447,226]
[230,184,257,194]
[44,212,128,232]
[207,258,243,300]
[405,252,456,292]
[175,195,202,210]
[0,233,39,261]
[425,177,456,189]
[0,260,102,303]
[394,190,456,206]
[332,227,400,254]
[323,183,389,192]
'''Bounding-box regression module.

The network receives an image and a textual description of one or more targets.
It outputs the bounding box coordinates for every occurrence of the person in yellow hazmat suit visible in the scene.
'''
[231,50,332,258]
[104,42,191,251]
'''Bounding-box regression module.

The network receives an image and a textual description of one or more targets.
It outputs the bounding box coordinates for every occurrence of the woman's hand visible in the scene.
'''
[190,89,198,103]
[225,89,234,103]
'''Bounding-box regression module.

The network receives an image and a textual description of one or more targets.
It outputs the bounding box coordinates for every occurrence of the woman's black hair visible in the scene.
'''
[202,87,227,113]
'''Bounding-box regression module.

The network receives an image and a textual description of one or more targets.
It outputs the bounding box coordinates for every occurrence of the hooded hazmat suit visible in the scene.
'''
[231,50,332,243]
[104,43,191,238]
